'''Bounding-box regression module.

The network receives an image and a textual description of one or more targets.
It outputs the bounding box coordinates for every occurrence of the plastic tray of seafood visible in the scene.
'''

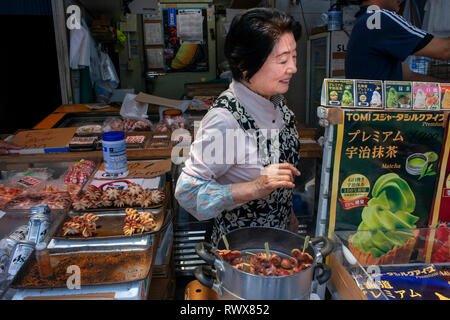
[71,181,166,212]
[10,244,154,288]
[1,160,97,200]
[52,206,169,242]
[3,191,73,212]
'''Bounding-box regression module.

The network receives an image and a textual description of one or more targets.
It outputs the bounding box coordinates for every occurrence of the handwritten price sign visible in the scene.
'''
[98,159,172,179]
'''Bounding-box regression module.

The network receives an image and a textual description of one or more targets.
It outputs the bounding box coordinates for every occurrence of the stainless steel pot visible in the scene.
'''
[194,227,333,300]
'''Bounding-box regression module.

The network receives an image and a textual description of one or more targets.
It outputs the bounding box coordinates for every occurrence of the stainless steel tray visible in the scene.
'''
[10,243,154,289]
[50,206,171,247]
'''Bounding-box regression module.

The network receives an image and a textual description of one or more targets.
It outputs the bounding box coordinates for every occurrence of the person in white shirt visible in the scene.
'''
[175,8,302,246]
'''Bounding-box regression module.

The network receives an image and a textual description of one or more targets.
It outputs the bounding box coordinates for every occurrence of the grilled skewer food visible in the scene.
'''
[216,248,313,277]
[122,208,157,235]
[62,213,99,238]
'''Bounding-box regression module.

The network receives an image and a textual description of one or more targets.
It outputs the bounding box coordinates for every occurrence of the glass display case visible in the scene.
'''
[329,227,450,300]
[306,31,350,128]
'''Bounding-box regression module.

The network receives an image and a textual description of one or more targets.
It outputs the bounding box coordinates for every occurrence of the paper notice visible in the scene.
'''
[177,9,203,44]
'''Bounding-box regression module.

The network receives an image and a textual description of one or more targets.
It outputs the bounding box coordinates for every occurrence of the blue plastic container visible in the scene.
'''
[102,131,128,176]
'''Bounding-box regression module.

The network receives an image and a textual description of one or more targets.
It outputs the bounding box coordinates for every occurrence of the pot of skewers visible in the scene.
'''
[194,227,334,300]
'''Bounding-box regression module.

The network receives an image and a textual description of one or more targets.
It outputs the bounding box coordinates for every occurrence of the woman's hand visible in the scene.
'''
[232,163,300,203]
[0,140,20,154]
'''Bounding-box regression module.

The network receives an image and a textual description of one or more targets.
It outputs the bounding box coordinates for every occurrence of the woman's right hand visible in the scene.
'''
[232,163,300,203]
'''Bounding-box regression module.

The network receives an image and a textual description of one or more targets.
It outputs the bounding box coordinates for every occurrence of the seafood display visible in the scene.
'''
[216,248,314,277]
[64,160,96,191]
[0,184,24,208]
[123,118,153,132]
[155,115,189,132]
[123,208,157,235]
[58,207,161,239]
[4,191,72,210]
[62,213,99,238]
[72,183,165,211]
[102,117,153,132]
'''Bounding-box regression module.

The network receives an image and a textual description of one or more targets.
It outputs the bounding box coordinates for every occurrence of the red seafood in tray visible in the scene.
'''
[122,208,157,235]
[61,209,159,238]
[216,248,314,277]
[62,213,99,238]
[63,160,96,196]
[4,191,72,210]
[71,183,165,211]
[0,184,24,209]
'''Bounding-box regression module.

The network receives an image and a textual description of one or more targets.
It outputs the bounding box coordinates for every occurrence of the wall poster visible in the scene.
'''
[162,7,209,72]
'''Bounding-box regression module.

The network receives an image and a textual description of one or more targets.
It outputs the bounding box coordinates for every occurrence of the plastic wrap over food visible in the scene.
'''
[155,115,189,132]
[63,159,97,197]
[102,117,153,132]
[102,117,124,132]
[123,118,153,132]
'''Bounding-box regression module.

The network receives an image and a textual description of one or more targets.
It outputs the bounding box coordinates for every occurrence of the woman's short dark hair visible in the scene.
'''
[225,8,302,82]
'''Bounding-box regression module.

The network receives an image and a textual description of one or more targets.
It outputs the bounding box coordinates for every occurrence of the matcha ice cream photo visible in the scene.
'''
[349,173,419,265]
[342,90,354,106]
[386,87,399,108]
[385,81,412,109]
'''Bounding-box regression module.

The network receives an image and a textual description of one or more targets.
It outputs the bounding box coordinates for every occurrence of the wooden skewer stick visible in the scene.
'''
[222,235,230,251]
[265,242,270,260]
[302,235,310,254]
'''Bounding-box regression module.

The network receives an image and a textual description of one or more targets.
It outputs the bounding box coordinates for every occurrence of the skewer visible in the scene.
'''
[222,235,230,251]
[302,235,310,254]
[264,242,270,260]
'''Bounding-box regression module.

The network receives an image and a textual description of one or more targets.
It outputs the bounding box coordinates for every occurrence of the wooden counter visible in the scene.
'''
[23,104,322,164]
[33,104,121,130]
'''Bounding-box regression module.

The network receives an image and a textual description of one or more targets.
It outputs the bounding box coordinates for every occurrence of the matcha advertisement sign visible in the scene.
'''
[327,110,445,265]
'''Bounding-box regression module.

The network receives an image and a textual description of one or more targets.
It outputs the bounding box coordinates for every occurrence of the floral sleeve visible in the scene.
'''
[175,171,234,221]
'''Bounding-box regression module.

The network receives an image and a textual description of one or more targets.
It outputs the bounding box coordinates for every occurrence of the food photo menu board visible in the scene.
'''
[325,110,445,266]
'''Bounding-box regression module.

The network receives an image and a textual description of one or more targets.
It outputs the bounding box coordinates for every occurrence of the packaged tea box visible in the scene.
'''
[355,80,384,109]
[413,82,440,110]
[325,110,445,266]
[440,84,450,109]
[384,81,412,109]
[322,79,355,107]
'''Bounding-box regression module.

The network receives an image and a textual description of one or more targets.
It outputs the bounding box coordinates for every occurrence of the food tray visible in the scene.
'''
[70,172,167,213]
[53,207,168,241]
[10,244,154,288]
[3,191,73,211]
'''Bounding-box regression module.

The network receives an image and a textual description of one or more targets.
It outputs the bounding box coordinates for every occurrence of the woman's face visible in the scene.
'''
[244,32,297,99]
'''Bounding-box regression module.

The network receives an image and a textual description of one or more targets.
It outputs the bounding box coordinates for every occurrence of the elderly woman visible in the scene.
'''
[175,8,302,246]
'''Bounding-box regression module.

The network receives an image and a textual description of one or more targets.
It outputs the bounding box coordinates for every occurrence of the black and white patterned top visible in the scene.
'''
[209,91,301,246]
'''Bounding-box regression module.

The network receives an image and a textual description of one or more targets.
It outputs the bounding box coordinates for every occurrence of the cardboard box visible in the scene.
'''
[413,82,440,110]
[440,84,450,109]
[355,79,384,109]
[321,79,355,107]
[384,81,412,109]
[10,128,77,154]
[134,92,186,109]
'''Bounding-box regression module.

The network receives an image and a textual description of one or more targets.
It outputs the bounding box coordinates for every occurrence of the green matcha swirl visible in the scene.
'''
[351,173,419,258]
